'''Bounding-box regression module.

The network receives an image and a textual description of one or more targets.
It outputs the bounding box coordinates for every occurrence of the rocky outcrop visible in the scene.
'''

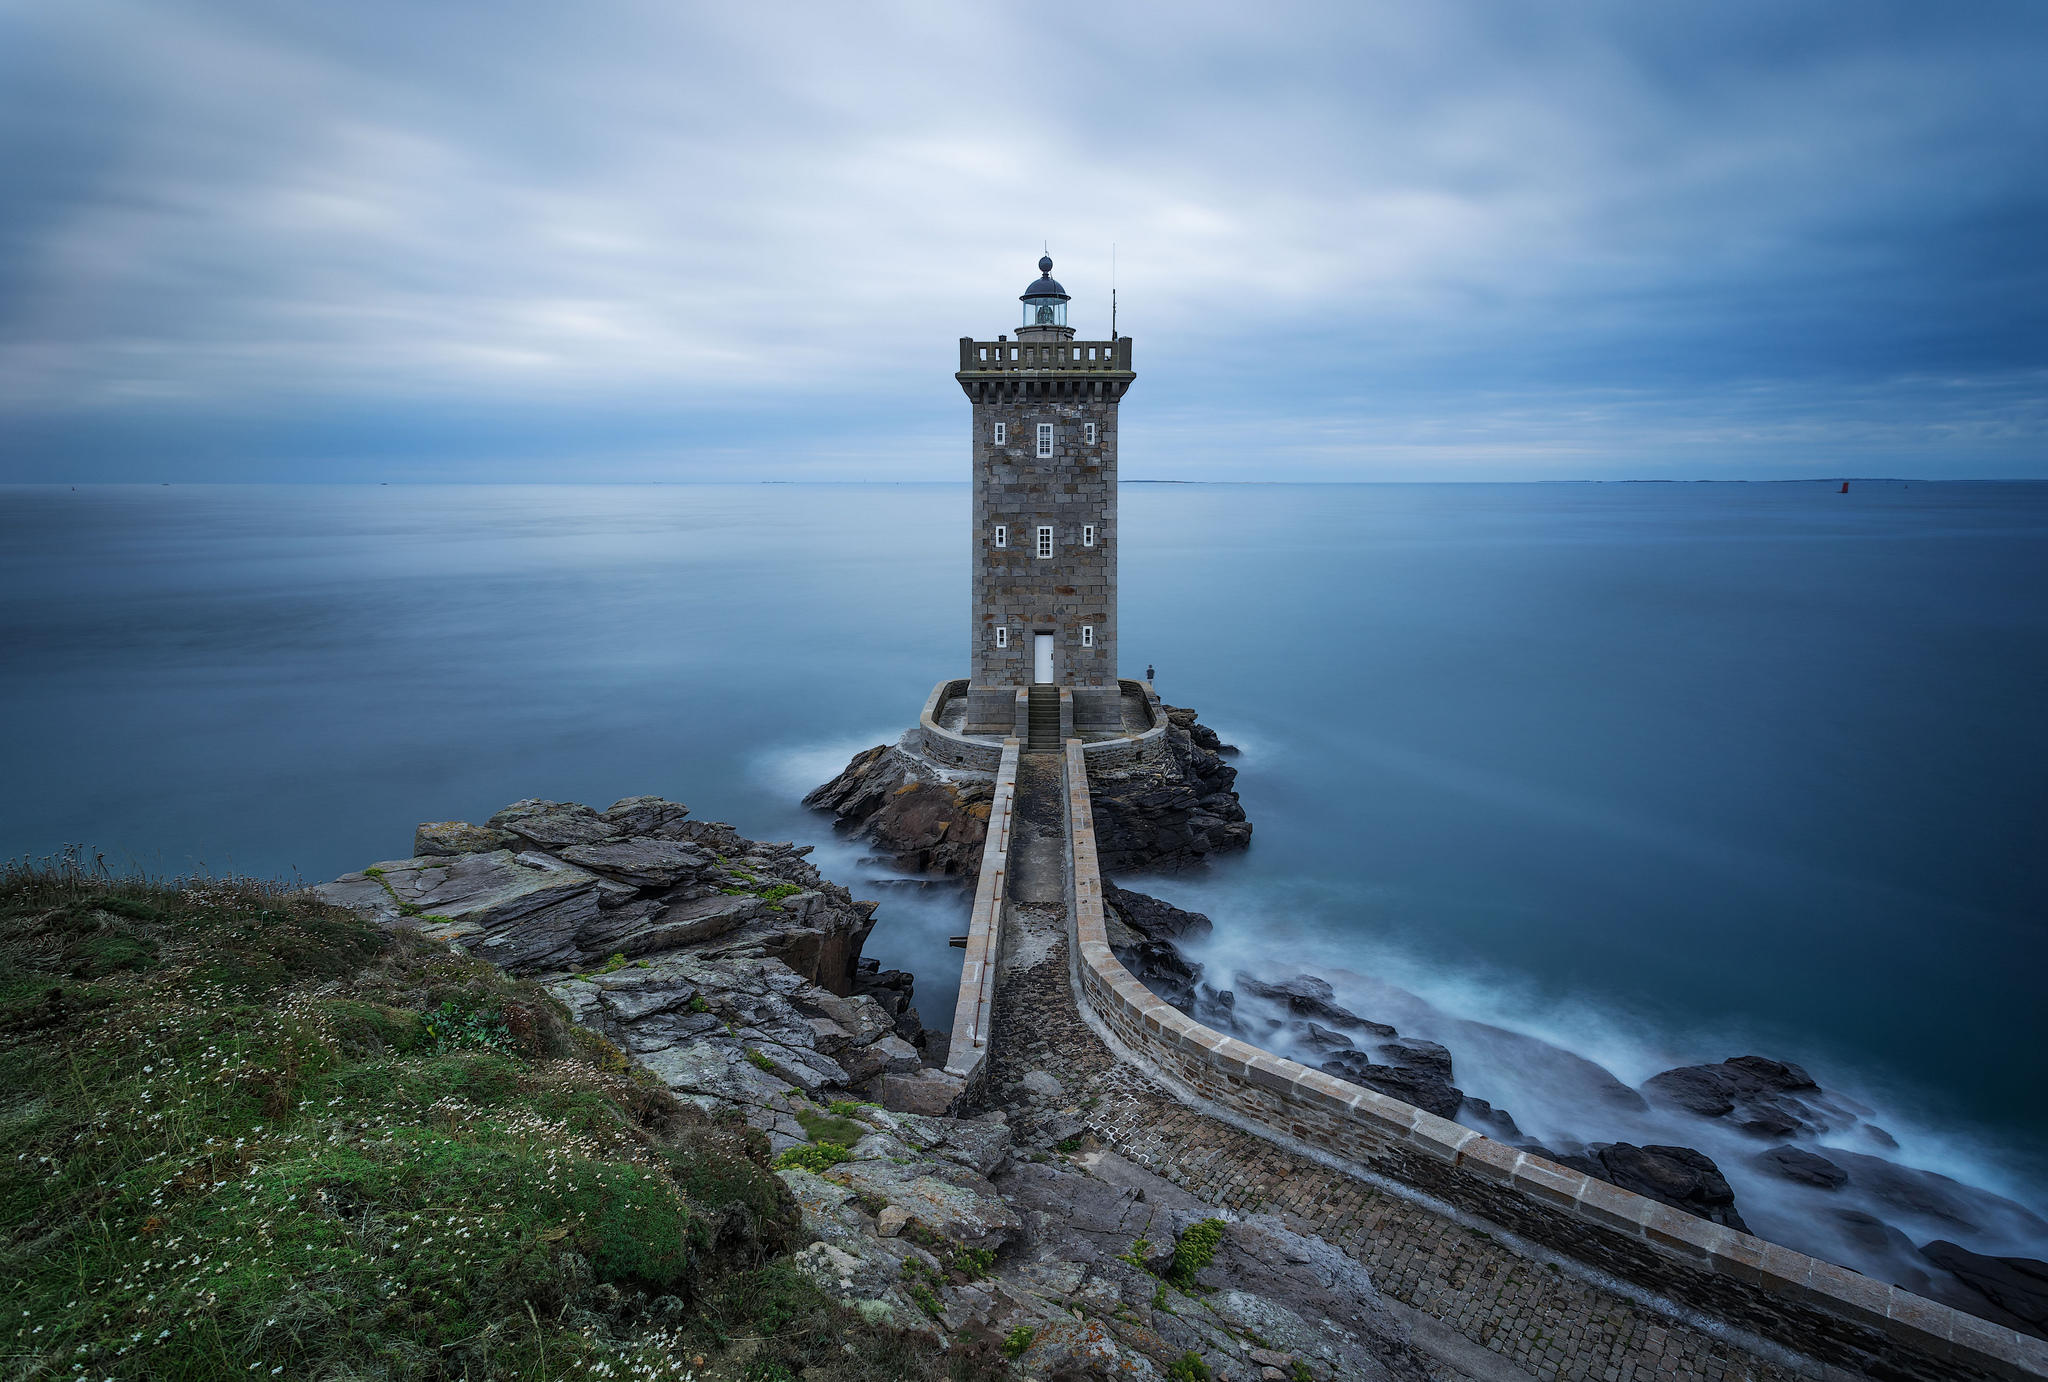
[321,792,1423,1379]
[1087,704,1252,873]
[802,744,994,877]
[804,703,1250,880]
[1102,883,1213,1012]
[319,797,954,1147]
[548,950,933,1152]
[1642,1055,1856,1140]
[1552,1143,1750,1232]
[319,796,876,993]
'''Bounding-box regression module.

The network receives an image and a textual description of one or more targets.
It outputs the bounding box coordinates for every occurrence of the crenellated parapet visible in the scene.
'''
[955,336,1135,401]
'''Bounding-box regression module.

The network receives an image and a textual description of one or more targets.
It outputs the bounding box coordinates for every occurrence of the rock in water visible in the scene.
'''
[1921,1241,2048,1339]
[1377,1036,1454,1080]
[1103,884,1214,1012]
[1319,1050,1464,1120]
[803,743,993,877]
[1642,1055,1831,1138]
[1755,1144,1849,1189]
[1556,1144,1749,1232]
[1103,882,1214,941]
[1235,973,1396,1036]
[1086,704,1252,873]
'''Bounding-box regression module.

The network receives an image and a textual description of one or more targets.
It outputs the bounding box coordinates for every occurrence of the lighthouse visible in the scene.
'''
[955,255,1135,741]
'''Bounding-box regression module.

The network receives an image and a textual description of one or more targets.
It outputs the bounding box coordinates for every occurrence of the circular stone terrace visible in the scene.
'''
[914,677,1170,771]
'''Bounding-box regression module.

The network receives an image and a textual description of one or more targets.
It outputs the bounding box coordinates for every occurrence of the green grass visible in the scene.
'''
[0,856,992,1381]
[793,1107,868,1146]
[772,1142,853,1174]
[1167,1217,1228,1289]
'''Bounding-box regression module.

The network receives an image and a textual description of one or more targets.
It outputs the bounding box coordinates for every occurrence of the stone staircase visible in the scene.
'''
[1026,684,1061,752]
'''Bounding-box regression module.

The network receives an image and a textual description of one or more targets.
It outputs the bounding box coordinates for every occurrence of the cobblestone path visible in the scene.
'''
[981,753,1824,1382]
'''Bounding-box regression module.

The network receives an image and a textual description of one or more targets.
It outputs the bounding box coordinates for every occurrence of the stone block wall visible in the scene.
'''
[914,679,1006,772]
[944,738,1020,1098]
[958,339,1132,733]
[1058,742,2048,1382]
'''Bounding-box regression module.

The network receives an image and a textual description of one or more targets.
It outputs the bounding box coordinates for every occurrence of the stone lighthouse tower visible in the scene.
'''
[956,255,1135,740]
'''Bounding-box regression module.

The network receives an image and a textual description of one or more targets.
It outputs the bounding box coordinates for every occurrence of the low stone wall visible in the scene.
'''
[1058,741,2047,1382]
[1089,678,1170,767]
[915,679,1168,772]
[943,738,1020,1098]
[915,679,1006,772]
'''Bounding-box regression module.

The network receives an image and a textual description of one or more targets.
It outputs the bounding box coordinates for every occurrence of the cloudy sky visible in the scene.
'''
[2,1,2044,482]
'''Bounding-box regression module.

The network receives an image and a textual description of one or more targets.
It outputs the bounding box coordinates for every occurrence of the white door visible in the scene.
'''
[1032,633,1054,684]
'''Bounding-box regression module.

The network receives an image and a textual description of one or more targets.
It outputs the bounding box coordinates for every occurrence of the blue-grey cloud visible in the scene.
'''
[0,0,2043,480]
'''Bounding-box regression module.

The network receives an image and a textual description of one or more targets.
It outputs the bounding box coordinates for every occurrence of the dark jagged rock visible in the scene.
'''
[1378,1036,1454,1081]
[1756,1144,1849,1189]
[1086,705,1252,873]
[1292,1020,1356,1054]
[803,744,993,877]
[1643,1055,1830,1138]
[1103,882,1214,941]
[1921,1241,2048,1340]
[1102,885,1214,1013]
[1557,1143,1749,1233]
[1458,1096,1523,1141]
[1321,1051,1465,1120]
[1116,940,1201,1011]
[1236,973,1398,1037]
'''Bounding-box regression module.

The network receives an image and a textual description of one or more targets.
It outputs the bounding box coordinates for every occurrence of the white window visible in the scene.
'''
[993,422,1007,445]
[1082,524,1096,547]
[993,525,1007,549]
[995,626,1008,649]
[1084,422,1097,444]
[1035,526,1054,559]
[1036,423,1054,458]
[1081,626,1094,648]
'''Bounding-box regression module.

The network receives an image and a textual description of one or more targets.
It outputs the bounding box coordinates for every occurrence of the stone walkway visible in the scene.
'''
[980,751,1828,1382]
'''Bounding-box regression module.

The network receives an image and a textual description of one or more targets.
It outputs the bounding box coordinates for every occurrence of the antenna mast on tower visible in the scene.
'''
[1112,243,1118,340]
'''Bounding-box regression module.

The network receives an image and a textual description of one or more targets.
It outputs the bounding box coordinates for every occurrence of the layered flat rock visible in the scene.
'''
[316,849,602,970]
[557,837,713,887]
[488,798,621,849]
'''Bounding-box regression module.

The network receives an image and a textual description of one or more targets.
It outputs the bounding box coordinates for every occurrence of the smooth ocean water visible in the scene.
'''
[3,480,2044,1256]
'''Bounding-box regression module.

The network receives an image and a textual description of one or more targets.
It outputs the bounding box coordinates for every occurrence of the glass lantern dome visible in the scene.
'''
[1019,255,1070,328]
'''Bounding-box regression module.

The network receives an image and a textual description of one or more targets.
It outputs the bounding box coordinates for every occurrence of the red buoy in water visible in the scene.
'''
[1839,481,1850,493]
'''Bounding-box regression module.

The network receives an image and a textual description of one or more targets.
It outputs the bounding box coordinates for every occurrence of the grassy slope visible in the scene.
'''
[0,859,991,1382]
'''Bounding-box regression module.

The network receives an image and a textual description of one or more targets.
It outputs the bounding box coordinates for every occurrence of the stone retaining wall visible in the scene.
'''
[915,679,1007,771]
[943,738,1020,1098]
[916,679,1168,772]
[1058,740,2047,1382]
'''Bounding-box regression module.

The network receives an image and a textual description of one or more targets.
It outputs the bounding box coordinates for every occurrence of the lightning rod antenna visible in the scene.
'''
[1112,242,1118,340]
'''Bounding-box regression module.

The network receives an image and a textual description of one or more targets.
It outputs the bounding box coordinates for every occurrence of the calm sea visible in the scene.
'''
[3,480,2044,1230]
